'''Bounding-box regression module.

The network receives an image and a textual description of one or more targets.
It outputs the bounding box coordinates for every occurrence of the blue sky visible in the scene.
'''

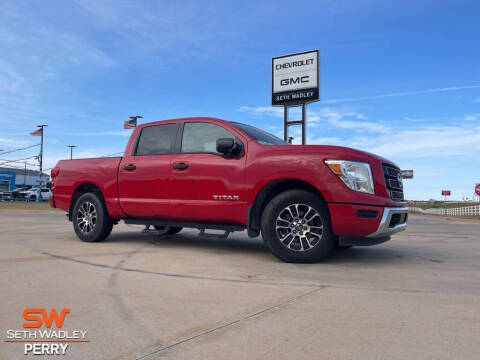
[0,0,479,200]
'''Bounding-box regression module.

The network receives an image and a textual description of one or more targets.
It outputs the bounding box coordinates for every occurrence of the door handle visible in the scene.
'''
[173,162,188,170]
[124,164,136,171]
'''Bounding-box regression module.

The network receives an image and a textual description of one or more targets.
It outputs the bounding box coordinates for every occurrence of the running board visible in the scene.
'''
[124,219,244,232]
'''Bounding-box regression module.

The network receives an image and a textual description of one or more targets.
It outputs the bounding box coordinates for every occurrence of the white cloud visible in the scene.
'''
[362,124,480,158]
[323,85,480,104]
[315,108,388,133]
[237,106,284,118]
[464,113,480,121]
[473,97,480,103]
[238,105,388,133]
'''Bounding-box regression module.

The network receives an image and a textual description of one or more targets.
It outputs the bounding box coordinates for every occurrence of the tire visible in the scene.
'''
[261,190,335,263]
[30,195,36,200]
[154,226,183,235]
[72,192,113,242]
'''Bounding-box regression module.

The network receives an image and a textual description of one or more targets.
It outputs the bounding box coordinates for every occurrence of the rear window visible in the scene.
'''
[135,124,178,155]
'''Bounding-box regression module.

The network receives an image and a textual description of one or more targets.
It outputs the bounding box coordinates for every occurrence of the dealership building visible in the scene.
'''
[0,167,50,192]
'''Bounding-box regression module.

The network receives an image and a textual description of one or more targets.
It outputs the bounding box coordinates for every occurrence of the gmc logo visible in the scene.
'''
[280,76,309,86]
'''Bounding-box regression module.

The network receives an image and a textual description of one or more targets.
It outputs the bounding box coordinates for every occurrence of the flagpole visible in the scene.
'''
[37,124,47,186]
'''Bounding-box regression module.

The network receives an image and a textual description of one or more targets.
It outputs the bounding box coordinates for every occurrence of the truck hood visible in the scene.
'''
[268,144,399,168]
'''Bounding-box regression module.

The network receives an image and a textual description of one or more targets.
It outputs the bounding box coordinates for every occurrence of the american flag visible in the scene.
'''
[124,116,142,129]
[30,128,42,136]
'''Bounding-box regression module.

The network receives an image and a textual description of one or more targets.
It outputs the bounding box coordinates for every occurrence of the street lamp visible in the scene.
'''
[68,145,77,160]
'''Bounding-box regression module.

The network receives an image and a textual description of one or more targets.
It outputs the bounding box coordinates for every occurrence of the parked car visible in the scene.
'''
[0,190,12,199]
[12,187,30,198]
[50,117,407,262]
[26,188,52,200]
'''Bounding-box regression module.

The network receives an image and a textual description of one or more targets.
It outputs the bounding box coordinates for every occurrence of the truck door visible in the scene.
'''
[169,121,246,224]
[118,123,179,218]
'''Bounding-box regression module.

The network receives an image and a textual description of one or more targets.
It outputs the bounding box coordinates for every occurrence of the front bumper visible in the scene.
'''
[328,204,408,246]
[366,207,408,238]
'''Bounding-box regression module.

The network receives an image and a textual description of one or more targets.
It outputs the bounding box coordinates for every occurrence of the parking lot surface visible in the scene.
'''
[1,210,479,359]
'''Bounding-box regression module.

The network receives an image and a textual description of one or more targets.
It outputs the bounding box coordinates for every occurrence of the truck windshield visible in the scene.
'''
[231,122,287,145]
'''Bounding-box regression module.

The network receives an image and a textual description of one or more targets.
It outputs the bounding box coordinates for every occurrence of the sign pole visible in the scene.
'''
[284,105,288,142]
[301,103,306,145]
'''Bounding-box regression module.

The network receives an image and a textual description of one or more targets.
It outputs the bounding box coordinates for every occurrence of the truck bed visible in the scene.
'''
[52,157,123,216]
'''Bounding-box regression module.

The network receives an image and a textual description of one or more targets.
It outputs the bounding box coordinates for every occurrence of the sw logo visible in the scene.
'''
[5,307,88,356]
[23,308,70,328]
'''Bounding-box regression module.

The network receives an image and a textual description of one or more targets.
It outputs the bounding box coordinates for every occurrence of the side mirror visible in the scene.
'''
[216,138,242,156]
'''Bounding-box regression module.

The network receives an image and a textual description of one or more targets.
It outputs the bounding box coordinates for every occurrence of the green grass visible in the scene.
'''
[0,201,53,210]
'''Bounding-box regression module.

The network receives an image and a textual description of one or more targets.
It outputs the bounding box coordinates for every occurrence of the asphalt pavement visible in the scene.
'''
[1,210,479,359]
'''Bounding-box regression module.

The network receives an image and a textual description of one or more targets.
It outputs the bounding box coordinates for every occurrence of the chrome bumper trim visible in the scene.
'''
[367,207,408,238]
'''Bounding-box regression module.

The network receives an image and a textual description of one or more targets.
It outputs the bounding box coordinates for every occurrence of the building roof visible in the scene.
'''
[0,167,49,178]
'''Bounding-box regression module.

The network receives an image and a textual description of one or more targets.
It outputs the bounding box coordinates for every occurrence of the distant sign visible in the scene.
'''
[272,50,319,106]
[475,183,480,196]
[401,170,414,179]
[442,190,451,196]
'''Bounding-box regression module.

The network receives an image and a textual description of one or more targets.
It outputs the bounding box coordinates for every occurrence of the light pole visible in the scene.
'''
[68,145,77,160]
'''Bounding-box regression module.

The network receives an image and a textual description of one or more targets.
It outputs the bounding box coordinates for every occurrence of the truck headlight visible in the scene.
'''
[325,160,375,194]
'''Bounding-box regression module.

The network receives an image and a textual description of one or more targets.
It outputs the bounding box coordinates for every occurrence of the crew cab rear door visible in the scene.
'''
[118,123,179,218]
[169,121,246,224]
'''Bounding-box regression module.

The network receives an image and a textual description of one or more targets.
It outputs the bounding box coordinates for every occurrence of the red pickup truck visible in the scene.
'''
[50,117,407,262]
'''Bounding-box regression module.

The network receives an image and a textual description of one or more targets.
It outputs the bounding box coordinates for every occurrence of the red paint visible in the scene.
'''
[475,184,480,197]
[442,190,451,196]
[50,117,406,237]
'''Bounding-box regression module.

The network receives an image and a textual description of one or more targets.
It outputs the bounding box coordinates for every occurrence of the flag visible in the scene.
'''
[30,128,42,136]
[124,118,137,129]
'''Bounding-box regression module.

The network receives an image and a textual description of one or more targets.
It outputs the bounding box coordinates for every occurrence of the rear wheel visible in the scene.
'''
[261,190,335,263]
[73,192,113,242]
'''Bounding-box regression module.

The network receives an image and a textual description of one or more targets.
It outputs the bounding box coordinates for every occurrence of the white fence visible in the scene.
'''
[408,205,480,217]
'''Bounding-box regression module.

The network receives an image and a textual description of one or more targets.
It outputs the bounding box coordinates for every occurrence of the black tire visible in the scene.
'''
[154,226,183,235]
[261,189,335,263]
[72,192,113,242]
[30,195,36,200]
[337,245,353,249]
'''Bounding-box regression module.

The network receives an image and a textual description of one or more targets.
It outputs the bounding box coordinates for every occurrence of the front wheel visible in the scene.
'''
[261,190,335,263]
[73,192,113,242]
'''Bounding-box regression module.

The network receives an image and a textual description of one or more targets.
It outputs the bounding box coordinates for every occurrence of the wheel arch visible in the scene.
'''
[69,183,106,221]
[247,179,327,238]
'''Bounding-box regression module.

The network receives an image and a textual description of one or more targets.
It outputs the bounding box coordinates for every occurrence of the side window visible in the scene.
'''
[181,122,235,154]
[135,124,177,155]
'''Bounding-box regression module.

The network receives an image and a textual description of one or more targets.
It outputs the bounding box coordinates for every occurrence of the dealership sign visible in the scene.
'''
[442,190,451,196]
[475,183,480,196]
[272,50,319,105]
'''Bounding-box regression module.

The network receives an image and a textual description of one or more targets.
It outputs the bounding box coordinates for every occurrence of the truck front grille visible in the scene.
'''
[383,164,404,201]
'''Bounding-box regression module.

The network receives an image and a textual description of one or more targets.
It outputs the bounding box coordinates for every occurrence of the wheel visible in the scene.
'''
[73,192,113,242]
[154,226,183,235]
[29,195,36,200]
[261,190,335,263]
